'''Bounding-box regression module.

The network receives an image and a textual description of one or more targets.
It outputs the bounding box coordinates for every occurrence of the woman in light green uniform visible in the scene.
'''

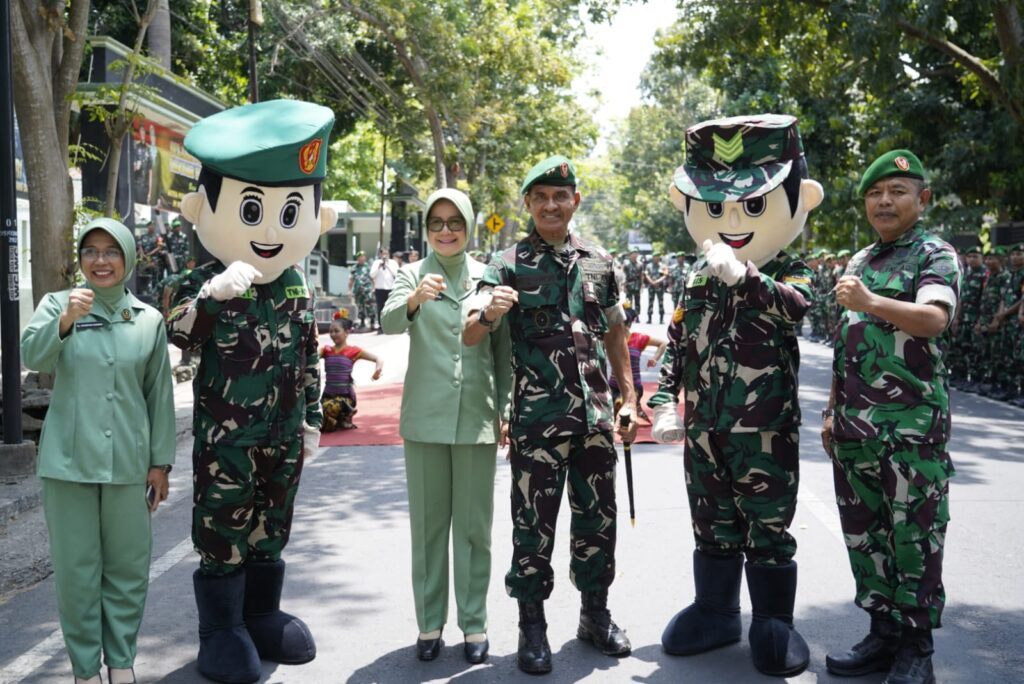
[21,218,175,684]
[382,188,511,664]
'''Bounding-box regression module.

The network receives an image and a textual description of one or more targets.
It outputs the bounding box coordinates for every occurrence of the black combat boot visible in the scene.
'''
[883,627,935,684]
[578,590,631,656]
[662,551,743,656]
[517,601,552,674]
[193,569,261,683]
[826,611,902,676]
[745,561,810,677]
[243,560,317,664]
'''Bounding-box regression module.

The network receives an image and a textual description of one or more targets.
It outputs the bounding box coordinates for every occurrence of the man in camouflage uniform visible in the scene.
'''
[804,250,826,341]
[652,115,823,678]
[622,250,643,312]
[165,218,191,273]
[643,252,670,323]
[349,250,375,330]
[972,248,1008,395]
[949,246,985,388]
[669,252,690,309]
[823,150,960,684]
[464,155,638,675]
[168,100,337,683]
[988,243,1024,400]
[136,219,164,299]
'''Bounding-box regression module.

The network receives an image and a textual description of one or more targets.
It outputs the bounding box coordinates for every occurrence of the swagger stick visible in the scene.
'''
[619,412,637,527]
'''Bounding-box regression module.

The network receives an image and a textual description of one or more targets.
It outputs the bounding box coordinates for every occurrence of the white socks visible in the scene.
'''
[464,632,487,644]
[419,629,442,640]
[108,668,136,684]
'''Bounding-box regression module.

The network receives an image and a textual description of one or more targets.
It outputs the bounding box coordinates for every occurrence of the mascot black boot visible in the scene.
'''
[745,561,810,677]
[577,590,631,656]
[826,611,902,676]
[243,559,317,664]
[661,550,743,655]
[517,601,552,674]
[193,569,261,683]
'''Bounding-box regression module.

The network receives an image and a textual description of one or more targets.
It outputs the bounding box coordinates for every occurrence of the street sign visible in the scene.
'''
[486,213,505,234]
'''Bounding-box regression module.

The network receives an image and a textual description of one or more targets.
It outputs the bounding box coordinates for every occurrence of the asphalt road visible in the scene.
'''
[1,322,1021,684]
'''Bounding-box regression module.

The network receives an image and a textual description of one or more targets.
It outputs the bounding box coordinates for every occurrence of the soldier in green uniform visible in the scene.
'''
[821,252,839,344]
[822,150,960,684]
[949,246,985,389]
[989,244,1024,400]
[669,252,689,308]
[973,248,1008,395]
[349,251,375,330]
[652,114,823,677]
[135,219,163,298]
[464,155,638,675]
[168,99,338,684]
[805,250,825,341]
[643,253,670,323]
[622,250,643,312]
[165,218,191,273]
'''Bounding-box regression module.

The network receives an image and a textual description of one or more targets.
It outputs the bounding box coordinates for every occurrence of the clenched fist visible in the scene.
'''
[205,261,262,301]
[703,239,746,286]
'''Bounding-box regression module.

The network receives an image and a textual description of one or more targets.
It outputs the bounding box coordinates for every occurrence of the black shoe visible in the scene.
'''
[416,634,443,661]
[826,612,902,676]
[745,561,810,677]
[464,638,489,664]
[243,560,316,664]
[193,569,261,684]
[883,628,935,684]
[662,551,742,656]
[578,590,631,656]
[517,601,552,674]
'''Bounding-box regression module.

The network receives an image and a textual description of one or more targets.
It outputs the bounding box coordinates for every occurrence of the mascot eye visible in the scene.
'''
[279,200,301,229]
[240,196,263,225]
[744,196,766,217]
[706,202,724,218]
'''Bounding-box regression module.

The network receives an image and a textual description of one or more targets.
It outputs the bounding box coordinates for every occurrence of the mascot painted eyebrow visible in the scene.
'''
[167,99,337,684]
[649,114,823,678]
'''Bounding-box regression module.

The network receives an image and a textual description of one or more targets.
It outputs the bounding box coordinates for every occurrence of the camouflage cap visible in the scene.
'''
[185,99,334,185]
[671,113,805,203]
[521,155,577,195]
[856,149,926,196]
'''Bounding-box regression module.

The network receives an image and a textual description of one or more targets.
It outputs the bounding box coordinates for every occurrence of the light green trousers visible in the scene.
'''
[41,478,152,678]
[404,441,497,635]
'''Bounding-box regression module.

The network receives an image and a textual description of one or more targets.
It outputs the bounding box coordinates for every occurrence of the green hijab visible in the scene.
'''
[77,217,138,313]
[425,188,474,296]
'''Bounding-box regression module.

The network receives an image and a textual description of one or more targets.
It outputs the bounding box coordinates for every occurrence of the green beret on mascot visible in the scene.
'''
[168,99,337,683]
[650,114,823,677]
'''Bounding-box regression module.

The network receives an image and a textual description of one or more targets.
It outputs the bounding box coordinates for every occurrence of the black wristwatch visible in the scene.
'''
[151,464,173,473]
[477,307,496,329]
[821,407,835,420]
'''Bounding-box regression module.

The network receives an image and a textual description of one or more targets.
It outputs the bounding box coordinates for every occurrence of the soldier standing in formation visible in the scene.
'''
[350,251,376,331]
[804,250,826,341]
[643,252,670,323]
[464,155,637,676]
[622,250,643,312]
[668,252,691,309]
[949,246,985,389]
[823,150,959,684]
[165,218,191,273]
[972,247,1008,396]
[987,243,1024,401]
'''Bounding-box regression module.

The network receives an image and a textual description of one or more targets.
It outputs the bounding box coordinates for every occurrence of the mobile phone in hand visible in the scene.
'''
[146,484,157,509]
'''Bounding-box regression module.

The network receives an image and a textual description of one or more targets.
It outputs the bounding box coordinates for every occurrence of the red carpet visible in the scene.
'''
[318,381,682,447]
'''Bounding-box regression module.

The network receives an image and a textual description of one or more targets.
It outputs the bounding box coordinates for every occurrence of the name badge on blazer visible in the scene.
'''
[75,320,106,331]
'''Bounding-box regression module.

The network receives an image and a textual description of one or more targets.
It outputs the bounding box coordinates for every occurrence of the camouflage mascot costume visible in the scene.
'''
[168,100,336,683]
[649,115,822,677]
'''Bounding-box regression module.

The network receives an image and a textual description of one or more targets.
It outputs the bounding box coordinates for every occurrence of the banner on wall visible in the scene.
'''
[13,115,28,197]
[131,119,200,213]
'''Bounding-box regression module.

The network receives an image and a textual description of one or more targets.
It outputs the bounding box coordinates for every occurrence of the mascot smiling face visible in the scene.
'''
[669,114,823,267]
[181,99,337,284]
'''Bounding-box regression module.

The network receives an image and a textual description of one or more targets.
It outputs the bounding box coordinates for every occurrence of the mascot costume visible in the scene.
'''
[649,114,823,677]
[168,99,337,683]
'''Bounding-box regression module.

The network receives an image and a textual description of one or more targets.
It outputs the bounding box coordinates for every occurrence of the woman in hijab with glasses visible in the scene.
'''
[21,217,175,684]
[381,188,511,665]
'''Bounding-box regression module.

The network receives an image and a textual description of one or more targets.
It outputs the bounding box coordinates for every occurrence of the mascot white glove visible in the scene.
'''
[204,261,263,301]
[651,403,685,443]
[703,239,746,286]
[302,423,321,458]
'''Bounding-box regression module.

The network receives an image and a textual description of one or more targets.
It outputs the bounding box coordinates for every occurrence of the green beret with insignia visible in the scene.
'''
[608,247,618,254]
[521,155,577,195]
[355,250,366,257]
[672,113,806,203]
[185,99,335,185]
[857,149,926,196]
[966,245,982,255]
[1011,243,1024,253]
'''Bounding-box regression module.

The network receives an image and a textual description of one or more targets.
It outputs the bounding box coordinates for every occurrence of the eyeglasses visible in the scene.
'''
[80,247,123,261]
[426,217,467,233]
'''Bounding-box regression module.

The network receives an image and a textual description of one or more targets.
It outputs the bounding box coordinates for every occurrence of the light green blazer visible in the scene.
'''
[20,290,176,483]
[381,253,511,444]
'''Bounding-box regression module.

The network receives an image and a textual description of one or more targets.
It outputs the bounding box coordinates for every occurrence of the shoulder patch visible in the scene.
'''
[783,276,811,285]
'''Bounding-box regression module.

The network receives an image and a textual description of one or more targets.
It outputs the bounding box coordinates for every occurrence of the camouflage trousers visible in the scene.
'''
[993,320,1023,389]
[647,287,666,322]
[830,437,953,629]
[505,431,617,601]
[354,289,376,326]
[192,439,305,576]
[947,318,979,380]
[684,429,799,564]
[625,287,642,314]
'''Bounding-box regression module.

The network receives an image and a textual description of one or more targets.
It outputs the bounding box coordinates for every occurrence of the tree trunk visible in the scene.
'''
[10,0,92,304]
[147,0,172,70]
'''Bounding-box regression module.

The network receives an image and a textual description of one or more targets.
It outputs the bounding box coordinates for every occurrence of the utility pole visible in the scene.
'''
[378,135,388,252]
[248,0,264,103]
[0,0,36,475]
